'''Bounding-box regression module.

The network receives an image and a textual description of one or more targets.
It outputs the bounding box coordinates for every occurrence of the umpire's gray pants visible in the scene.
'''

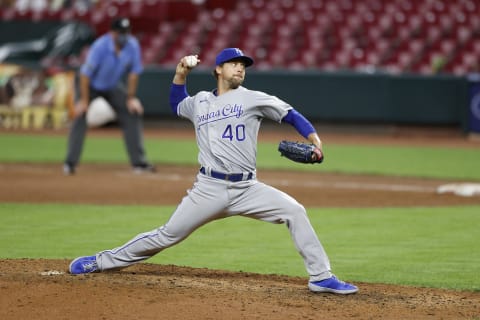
[64,85,147,167]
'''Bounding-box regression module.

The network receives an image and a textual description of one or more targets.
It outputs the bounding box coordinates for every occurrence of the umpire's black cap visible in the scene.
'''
[111,17,131,33]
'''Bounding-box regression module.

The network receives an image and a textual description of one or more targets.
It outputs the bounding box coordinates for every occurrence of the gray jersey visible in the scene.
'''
[178,86,292,173]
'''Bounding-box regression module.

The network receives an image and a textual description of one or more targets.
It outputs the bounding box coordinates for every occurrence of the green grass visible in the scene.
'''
[0,203,478,291]
[1,134,479,180]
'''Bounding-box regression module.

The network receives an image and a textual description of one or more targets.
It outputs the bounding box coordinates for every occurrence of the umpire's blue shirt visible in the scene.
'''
[80,33,143,91]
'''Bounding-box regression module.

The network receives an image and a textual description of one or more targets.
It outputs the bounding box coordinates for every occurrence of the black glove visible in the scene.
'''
[278,140,324,164]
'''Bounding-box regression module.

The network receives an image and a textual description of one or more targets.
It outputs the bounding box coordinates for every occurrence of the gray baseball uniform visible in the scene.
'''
[96,86,332,281]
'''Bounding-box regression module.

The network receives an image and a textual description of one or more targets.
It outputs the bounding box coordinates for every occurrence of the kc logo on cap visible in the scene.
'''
[215,48,254,67]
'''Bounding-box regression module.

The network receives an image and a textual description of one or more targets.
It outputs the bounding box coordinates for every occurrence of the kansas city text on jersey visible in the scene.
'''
[197,104,244,127]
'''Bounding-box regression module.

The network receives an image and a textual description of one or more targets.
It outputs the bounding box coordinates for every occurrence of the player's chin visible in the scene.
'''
[230,78,243,88]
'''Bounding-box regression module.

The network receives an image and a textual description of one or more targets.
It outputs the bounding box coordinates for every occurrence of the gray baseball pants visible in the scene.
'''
[96,173,333,280]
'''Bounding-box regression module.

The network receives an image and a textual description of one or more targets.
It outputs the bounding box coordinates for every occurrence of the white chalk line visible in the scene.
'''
[264,178,436,193]
[117,172,436,193]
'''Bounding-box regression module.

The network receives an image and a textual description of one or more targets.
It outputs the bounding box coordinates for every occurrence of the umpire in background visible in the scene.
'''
[63,17,155,175]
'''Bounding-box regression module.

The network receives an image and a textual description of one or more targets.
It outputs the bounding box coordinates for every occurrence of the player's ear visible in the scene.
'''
[214,65,222,78]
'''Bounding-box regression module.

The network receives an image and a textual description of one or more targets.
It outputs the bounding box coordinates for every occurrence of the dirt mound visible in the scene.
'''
[1,259,478,320]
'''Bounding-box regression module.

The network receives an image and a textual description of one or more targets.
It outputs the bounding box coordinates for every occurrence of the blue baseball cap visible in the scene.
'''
[215,48,254,67]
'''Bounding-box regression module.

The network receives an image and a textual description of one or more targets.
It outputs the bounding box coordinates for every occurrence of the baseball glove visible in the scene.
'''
[278,140,324,164]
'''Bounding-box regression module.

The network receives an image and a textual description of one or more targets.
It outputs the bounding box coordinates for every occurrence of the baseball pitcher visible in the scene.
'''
[69,48,358,295]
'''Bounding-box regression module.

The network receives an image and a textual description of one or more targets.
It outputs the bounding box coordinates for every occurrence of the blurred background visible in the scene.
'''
[0,0,480,135]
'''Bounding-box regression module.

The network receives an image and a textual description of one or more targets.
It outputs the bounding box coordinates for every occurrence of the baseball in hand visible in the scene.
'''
[184,55,198,68]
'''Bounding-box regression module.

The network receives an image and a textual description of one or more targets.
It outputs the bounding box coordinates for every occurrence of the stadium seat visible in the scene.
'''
[5,0,480,75]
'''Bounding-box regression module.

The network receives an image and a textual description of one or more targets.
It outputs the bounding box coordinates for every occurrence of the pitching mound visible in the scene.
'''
[1,259,479,320]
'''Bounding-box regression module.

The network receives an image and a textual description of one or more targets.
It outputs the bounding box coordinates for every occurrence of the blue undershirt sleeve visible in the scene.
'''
[169,84,189,115]
[282,109,316,139]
